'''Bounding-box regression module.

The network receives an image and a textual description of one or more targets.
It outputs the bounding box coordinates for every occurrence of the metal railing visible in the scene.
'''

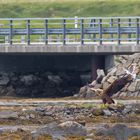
[0,17,140,45]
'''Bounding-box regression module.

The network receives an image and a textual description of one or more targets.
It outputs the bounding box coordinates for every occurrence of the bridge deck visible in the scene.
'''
[0,17,140,53]
[0,43,139,54]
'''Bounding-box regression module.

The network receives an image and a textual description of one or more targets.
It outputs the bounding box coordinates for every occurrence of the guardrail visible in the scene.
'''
[0,17,140,45]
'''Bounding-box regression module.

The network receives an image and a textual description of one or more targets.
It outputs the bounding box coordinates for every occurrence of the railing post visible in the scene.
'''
[128,18,131,41]
[110,18,113,41]
[93,19,96,42]
[80,19,84,45]
[99,19,102,45]
[117,18,121,45]
[136,18,139,44]
[63,19,66,45]
[45,19,48,45]
[9,20,13,45]
[27,19,30,45]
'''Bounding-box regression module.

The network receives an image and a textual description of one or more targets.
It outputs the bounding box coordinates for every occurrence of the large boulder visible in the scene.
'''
[0,110,18,119]
[96,124,140,140]
[32,121,87,138]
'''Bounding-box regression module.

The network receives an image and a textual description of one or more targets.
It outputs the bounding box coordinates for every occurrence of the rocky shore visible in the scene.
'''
[0,99,139,140]
[0,71,82,97]
[77,53,140,99]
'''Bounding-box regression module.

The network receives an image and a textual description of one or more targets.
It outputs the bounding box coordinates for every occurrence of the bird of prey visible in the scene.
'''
[101,64,137,104]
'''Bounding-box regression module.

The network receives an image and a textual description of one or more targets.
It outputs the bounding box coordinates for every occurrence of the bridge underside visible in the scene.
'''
[0,44,139,54]
[0,53,114,80]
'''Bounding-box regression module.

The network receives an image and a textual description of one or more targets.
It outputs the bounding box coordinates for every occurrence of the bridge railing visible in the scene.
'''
[0,17,140,45]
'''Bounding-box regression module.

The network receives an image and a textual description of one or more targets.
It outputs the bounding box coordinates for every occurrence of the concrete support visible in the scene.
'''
[105,55,115,72]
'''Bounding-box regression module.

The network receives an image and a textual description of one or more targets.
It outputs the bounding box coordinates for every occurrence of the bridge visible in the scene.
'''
[0,17,140,53]
[0,17,140,79]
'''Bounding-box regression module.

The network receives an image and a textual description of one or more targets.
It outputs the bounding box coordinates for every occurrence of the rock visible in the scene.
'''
[107,67,117,76]
[0,110,18,119]
[6,86,16,96]
[107,76,117,84]
[96,69,105,83]
[116,66,125,76]
[48,75,62,86]
[122,105,132,115]
[0,73,9,86]
[35,107,45,112]
[85,88,97,98]
[127,81,137,92]
[20,75,37,86]
[102,82,111,90]
[78,86,88,98]
[96,124,140,140]
[58,121,87,136]
[103,109,112,116]
[32,121,87,138]
[91,108,103,116]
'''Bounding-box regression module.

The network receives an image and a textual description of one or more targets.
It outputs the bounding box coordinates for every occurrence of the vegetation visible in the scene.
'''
[0,0,140,18]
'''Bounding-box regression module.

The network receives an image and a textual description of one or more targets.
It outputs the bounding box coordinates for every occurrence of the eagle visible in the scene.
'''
[89,64,138,104]
[101,65,137,104]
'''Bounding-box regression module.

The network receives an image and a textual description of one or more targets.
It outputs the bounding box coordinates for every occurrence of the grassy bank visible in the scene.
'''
[0,0,139,18]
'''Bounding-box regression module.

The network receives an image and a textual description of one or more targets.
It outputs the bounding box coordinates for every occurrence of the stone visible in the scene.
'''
[96,124,140,140]
[20,75,37,86]
[6,86,16,96]
[102,82,111,90]
[91,108,103,116]
[116,66,125,76]
[127,81,137,92]
[107,67,117,76]
[96,69,105,84]
[48,75,62,86]
[103,109,112,116]
[0,73,9,86]
[58,121,87,136]
[85,88,97,98]
[122,105,132,114]
[0,110,18,119]
[107,76,117,84]
[32,121,87,138]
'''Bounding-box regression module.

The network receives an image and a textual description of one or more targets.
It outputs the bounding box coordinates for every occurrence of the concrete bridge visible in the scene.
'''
[0,17,140,79]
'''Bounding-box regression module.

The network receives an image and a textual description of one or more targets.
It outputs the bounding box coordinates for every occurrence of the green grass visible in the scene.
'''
[0,0,140,18]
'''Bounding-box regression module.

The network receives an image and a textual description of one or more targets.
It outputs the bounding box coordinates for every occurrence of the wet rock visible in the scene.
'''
[32,121,87,138]
[122,105,132,115]
[96,124,140,140]
[103,109,112,116]
[0,110,18,119]
[48,75,62,86]
[20,75,38,86]
[58,121,87,136]
[91,108,103,116]
[0,73,9,86]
